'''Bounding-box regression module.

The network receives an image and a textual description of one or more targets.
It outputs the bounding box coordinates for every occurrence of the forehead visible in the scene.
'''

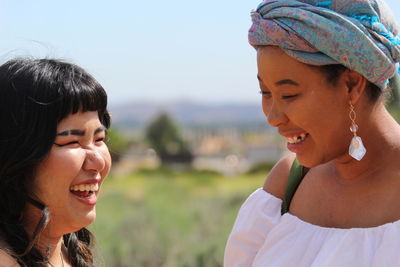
[57,111,101,130]
[257,46,323,84]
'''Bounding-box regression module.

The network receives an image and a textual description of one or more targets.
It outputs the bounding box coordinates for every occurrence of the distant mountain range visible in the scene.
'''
[109,100,269,129]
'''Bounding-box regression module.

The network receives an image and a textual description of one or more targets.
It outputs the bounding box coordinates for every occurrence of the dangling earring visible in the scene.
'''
[348,102,366,160]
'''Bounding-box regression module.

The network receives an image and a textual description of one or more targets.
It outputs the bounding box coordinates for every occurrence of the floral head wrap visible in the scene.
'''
[249,0,400,89]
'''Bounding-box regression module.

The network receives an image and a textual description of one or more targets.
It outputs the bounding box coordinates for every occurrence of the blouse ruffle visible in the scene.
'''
[224,188,400,267]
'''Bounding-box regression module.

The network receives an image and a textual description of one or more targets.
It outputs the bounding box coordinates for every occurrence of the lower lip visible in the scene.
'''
[70,192,98,206]
[287,135,308,153]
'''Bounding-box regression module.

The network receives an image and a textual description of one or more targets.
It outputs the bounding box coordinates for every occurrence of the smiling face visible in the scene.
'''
[27,111,111,236]
[257,46,354,167]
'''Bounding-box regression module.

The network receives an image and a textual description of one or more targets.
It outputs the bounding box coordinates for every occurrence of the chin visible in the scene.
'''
[82,210,97,225]
[296,154,325,168]
[69,210,97,232]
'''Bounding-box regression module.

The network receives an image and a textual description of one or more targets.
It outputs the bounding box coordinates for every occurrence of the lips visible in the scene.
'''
[280,131,309,154]
[69,180,100,205]
[285,133,308,144]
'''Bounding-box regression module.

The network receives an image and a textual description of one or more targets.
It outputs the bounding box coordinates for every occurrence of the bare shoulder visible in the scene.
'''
[263,153,296,200]
[0,249,19,267]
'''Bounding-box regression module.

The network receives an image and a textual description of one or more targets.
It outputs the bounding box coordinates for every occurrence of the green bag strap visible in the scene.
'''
[281,159,307,215]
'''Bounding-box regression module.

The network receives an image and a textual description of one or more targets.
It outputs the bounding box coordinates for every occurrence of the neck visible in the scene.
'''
[332,103,400,181]
[38,236,65,266]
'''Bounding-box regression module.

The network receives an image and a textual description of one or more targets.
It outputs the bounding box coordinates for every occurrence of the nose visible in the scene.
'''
[263,98,288,127]
[83,147,106,173]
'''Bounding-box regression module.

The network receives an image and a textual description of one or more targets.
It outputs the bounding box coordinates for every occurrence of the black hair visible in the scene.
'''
[319,64,384,102]
[0,58,110,266]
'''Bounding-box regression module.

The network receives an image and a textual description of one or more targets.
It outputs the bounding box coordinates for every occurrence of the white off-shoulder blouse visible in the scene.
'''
[224,189,400,267]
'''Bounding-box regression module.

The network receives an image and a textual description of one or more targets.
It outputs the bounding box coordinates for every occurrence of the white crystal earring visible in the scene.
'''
[348,103,366,160]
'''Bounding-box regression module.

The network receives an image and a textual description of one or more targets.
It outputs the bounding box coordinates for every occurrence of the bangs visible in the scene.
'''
[43,60,110,128]
[56,71,110,128]
[0,58,111,145]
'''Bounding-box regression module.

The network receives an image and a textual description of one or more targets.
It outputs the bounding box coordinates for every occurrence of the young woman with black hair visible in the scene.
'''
[0,58,111,266]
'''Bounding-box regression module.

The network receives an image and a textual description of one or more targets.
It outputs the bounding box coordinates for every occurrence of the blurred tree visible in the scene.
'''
[106,128,131,163]
[145,113,193,165]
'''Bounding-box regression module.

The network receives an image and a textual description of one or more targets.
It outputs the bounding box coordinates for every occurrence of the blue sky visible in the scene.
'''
[1,0,399,105]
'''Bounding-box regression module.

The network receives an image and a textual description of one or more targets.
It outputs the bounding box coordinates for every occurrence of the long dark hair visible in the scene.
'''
[0,58,110,266]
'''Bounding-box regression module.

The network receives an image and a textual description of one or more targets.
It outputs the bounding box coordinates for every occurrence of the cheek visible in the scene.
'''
[281,106,334,146]
[290,99,349,146]
[49,149,86,172]
[261,97,271,117]
[99,145,112,175]
[34,150,86,193]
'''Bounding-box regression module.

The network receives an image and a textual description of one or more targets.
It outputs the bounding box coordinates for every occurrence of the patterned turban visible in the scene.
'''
[249,0,400,89]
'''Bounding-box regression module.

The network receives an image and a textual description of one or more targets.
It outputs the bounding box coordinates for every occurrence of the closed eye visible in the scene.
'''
[281,95,298,99]
[96,137,105,143]
[54,141,80,147]
[259,90,271,97]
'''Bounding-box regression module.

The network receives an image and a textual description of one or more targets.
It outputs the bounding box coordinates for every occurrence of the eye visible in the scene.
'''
[281,94,298,99]
[95,137,105,143]
[54,141,80,147]
[259,90,271,98]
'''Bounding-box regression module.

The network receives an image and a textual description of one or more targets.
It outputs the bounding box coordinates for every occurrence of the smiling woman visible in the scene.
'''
[0,59,111,266]
[224,0,400,266]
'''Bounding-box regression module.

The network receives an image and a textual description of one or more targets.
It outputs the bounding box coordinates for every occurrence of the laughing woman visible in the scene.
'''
[0,59,111,266]
[225,0,400,266]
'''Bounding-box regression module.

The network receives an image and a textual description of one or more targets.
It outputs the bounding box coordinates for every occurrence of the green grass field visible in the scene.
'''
[90,169,266,267]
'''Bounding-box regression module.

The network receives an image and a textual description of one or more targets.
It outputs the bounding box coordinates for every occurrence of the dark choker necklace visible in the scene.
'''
[27,197,45,210]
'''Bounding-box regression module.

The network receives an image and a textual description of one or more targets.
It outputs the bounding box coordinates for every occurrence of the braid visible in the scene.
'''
[64,228,95,267]
[0,202,50,267]
[0,197,96,267]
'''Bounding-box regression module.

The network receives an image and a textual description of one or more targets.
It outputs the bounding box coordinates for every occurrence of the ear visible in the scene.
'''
[342,69,368,105]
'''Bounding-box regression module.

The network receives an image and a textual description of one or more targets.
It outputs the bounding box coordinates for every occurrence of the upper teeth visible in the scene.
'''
[70,184,99,192]
[286,134,307,144]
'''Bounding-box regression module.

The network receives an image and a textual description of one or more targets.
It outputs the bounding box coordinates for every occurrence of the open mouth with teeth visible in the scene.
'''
[70,184,99,198]
[286,133,308,144]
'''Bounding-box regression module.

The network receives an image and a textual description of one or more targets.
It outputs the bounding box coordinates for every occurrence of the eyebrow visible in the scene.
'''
[275,79,299,86]
[257,75,299,86]
[56,126,106,136]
